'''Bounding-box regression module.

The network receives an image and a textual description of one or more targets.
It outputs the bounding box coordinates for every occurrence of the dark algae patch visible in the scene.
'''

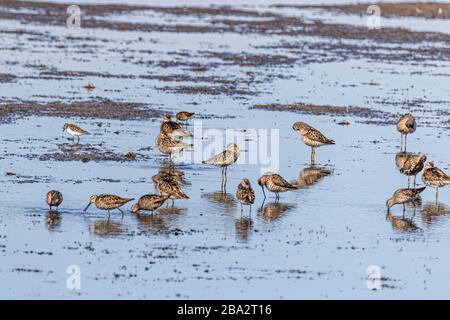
[252,102,395,123]
[0,100,161,123]
[38,143,149,163]
[273,2,450,19]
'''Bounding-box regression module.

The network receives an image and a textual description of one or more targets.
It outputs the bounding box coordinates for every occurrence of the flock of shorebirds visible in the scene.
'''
[46,111,449,220]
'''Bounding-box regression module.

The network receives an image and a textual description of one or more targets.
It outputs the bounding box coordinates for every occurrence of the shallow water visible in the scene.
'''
[0,1,449,299]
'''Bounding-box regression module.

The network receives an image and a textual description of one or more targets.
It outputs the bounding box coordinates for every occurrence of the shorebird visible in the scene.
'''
[396,113,416,151]
[294,166,332,188]
[292,122,334,164]
[399,154,427,187]
[131,194,170,214]
[153,178,189,206]
[63,123,89,142]
[46,190,63,210]
[84,194,134,217]
[203,143,240,191]
[257,172,296,201]
[155,132,192,160]
[236,178,255,215]
[386,187,426,213]
[160,114,191,139]
[422,162,450,203]
[176,111,195,125]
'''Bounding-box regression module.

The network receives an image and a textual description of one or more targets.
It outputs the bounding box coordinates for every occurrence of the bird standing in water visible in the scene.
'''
[236,178,255,215]
[176,111,195,126]
[84,194,134,218]
[257,172,296,201]
[203,143,240,192]
[46,190,63,210]
[131,194,170,215]
[422,162,450,203]
[396,113,416,151]
[63,123,89,143]
[292,122,334,164]
[386,187,426,214]
[399,154,427,187]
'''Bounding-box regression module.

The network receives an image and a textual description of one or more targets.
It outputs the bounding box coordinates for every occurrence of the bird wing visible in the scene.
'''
[204,150,227,165]
[272,174,296,189]
[306,128,334,144]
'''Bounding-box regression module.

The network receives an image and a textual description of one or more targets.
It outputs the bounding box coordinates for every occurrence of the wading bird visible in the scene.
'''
[422,162,450,203]
[63,123,89,143]
[292,122,334,164]
[84,194,134,218]
[396,113,416,151]
[236,178,255,215]
[46,190,63,210]
[203,143,240,192]
[257,172,296,201]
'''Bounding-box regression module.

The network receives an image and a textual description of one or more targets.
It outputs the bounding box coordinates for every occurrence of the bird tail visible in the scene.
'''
[327,139,335,145]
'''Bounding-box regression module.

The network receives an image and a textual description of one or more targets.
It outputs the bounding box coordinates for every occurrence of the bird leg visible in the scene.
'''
[407,176,410,188]
[400,134,403,151]
[224,167,228,191]
[413,175,417,188]
[402,204,406,217]
[436,187,439,204]
[240,203,243,216]
[404,134,408,152]
[310,147,315,165]
[221,167,225,192]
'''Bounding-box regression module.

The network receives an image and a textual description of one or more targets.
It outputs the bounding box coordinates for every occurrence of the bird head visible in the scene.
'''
[62,123,69,132]
[424,162,434,170]
[130,203,140,214]
[84,195,98,212]
[163,115,171,122]
[292,122,310,134]
[386,198,394,211]
[241,178,251,187]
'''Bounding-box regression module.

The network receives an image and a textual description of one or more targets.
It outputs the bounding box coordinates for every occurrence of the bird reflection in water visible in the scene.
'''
[386,212,419,232]
[132,212,168,233]
[89,219,125,237]
[202,192,237,214]
[45,210,61,230]
[421,202,450,226]
[294,166,332,189]
[259,201,295,221]
[235,217,253,241]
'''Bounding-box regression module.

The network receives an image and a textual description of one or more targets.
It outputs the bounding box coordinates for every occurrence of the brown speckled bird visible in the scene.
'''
[203,143,240,191]
[176,111,195,125]
[422,162,450,203]
[292,122,334,164]
[153,178,189,206]
[399,154,427,187]
[131,194,170,214]
[257,172,296,201]
[46,190,63,210]
[236,178,255,215]
[396,113,416,151]
[160,114,191,139]
[386,187,426,213]
[155,132,192,160]
[84,194,134,217]
[63,123,89,143]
